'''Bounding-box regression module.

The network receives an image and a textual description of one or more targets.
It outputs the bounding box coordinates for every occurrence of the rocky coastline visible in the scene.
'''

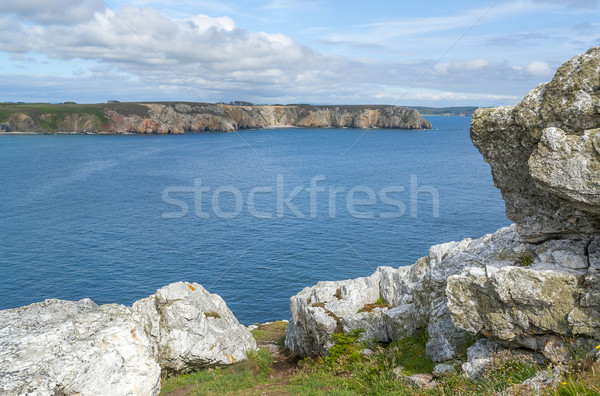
[1,47,600,395]
[285,46,600,382]
[0,103,431,134]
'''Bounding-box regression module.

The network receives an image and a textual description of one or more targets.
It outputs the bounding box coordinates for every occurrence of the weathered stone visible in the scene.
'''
[432,363,455,378]
[286,226,526,362]
[448,266,581,347]
[461,339,502,380]
[499,367,563,395]
[393,367,436,389]
[471,46,600,241]
[529,128,600,213]
[0,281,256,395]
[542,338,573,363]
[287,47,600,369]
[132,282,256,373]
[0,299,161,396]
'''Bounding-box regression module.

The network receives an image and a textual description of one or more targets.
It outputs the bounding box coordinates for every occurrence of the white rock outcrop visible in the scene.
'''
[471,46,600,241]
[287,226,536,362]
[287,47,600,364]
[0,282,256,396]
[133,282,257,373]
[0,299,161,396]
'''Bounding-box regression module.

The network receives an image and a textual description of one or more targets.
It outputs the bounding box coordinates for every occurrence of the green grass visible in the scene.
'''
[387,328,435,375]
[160,327,600,396]
[250,320,288,342]
[159,349,273,395]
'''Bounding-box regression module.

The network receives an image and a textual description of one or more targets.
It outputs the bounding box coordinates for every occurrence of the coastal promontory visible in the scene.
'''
[0,103,431,134]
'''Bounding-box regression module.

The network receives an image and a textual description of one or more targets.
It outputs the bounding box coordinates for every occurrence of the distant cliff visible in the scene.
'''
[0,103,431,134]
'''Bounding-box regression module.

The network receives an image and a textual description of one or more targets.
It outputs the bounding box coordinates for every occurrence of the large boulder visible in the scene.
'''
[0,282,257,395]
[0,299,161,396]
[470,46,600,241]
[132,282,257,373]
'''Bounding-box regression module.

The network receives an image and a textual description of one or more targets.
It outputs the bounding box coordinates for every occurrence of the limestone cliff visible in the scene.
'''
[286,47,600,366]
[0,103,431,133]
[471,47,600,241]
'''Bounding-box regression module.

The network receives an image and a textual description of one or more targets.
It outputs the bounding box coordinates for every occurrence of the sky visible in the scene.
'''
[0,0,599,107]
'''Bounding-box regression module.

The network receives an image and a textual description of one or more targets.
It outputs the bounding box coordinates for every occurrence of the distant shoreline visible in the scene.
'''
[0,102,433,134]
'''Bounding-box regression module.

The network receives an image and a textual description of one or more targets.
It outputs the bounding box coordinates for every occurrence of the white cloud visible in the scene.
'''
[433,59,489,75]
[0,2,568,106]
[525,60,553,76]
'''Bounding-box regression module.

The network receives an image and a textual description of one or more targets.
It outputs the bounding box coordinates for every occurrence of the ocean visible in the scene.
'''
[0,116,511,324]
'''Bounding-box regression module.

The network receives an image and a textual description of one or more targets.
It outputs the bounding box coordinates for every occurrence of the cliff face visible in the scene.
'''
[471,47,600,241]
[286,47,600,368]
[0,103,431,133]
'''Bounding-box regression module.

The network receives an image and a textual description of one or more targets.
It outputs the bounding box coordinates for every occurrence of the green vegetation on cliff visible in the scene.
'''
[160,322,600,395]
[0,103,110,132]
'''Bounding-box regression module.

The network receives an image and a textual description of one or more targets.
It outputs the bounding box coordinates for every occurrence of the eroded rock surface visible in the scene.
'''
[471,47,600,241]
[287,226,531,362]
[133,282,257,373]
[0,282,256,395]
[1,103,431,133]
[0,299,161,396]
[287,47,600,365]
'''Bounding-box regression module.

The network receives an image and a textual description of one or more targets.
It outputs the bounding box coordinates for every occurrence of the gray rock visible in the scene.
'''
[471,47,600,241]
[285,271,385,356]
[0,299,161,396]
[393,366,436,389]
[529,127,600,212]
[461,339,502,380]
[0,281,257,395]
[447,265,581,347]
[287,47,600,367]
[499,367,563,395]
[432,363,455,378]
[286,226,525,362]
[132,281,257,373]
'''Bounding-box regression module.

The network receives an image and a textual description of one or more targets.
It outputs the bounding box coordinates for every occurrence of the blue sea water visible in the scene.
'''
[0,116,511,324]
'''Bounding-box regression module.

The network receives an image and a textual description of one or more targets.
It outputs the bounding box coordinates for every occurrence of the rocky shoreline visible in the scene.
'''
[1,47,599,395]
[0,103,431,134]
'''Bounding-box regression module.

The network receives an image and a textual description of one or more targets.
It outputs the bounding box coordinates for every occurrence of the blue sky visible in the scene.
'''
[0,0,599,106]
